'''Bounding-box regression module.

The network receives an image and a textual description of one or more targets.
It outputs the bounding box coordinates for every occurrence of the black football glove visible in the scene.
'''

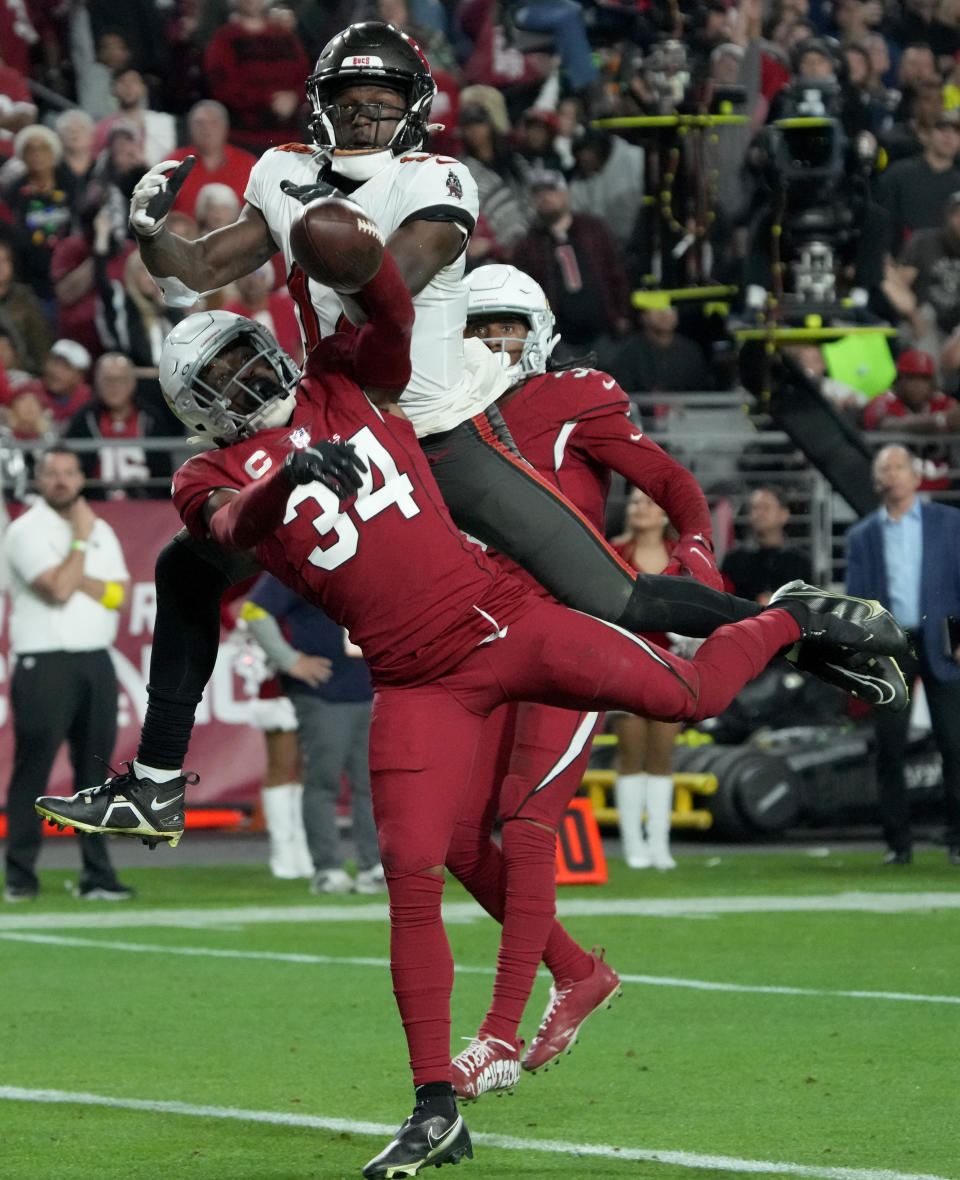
[281,441,367,501]
[279,178,348,205]
[130,157,196,238]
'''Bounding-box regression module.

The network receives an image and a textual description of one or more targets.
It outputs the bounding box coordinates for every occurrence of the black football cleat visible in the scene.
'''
[362,1107,473,1178]
[35,764,195,849]
[767,580,908,657]
[789,645,909,712]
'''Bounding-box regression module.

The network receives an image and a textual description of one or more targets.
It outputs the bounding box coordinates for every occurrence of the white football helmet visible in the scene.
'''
[159,311,299,445]
[466,264,559,382]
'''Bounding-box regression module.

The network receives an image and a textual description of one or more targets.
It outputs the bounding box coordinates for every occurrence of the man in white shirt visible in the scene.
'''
[3,447,133,902]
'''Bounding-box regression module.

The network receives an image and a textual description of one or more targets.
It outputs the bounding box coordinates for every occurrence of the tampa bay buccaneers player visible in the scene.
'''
[76,18,889,835]
[40,252,905,1177]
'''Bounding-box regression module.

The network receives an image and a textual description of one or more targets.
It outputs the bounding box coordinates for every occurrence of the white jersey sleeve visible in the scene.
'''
[247,147,495,436]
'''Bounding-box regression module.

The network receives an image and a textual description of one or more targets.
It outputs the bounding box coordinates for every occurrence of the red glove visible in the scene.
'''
[663,532,724,591]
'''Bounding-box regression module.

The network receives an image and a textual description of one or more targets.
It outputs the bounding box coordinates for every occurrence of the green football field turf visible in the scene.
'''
[1,849,958,1180]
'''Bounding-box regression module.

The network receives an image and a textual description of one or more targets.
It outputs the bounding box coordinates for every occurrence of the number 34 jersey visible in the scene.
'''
[171,373,534,688]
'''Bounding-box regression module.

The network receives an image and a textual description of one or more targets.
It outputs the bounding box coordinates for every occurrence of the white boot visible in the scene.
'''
[287,783,314,878]
[616,772,653,869]
[261,784,304,879]
[645,774,676,870]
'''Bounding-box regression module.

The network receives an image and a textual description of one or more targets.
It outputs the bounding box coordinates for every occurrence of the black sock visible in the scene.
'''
[616,572,762,637]
[414,1082,457,1116]
[136,687,203,770]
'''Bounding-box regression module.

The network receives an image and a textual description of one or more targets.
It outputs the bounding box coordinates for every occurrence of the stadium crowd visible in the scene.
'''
[3,0,960,464]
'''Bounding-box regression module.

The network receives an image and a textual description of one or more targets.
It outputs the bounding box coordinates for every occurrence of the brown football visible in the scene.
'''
[289,196,385,293]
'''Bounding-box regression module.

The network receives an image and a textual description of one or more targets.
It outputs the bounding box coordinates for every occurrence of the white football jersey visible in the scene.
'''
[245,144,506,435]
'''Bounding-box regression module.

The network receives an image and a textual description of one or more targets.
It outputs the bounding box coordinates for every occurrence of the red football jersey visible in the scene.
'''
[498,367,713,538]
[172,373,535,687]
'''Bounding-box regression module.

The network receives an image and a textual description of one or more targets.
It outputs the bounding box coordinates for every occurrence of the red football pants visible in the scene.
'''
[369,601,800,1084]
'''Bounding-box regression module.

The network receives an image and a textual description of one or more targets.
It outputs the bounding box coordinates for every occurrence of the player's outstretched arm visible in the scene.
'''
[583,404,723,589]
[203,443,366,549]
[310,250,415,402]
[132,160,278,295]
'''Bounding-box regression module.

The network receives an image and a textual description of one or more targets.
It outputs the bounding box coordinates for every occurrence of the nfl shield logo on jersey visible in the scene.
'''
[445,170,463,200]
[289,426,310,449]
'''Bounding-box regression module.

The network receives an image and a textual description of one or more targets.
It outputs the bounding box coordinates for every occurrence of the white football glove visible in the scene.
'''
[130,156,196,238]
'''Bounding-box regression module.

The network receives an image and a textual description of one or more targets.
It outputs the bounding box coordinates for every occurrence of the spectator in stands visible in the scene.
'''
[51,182,136,361]
[122,250,185,366]
[168,100,257,215]
[93,67,177,167]
[863,349,960,489]
[881,78,944,163]
[0,325,29,386]
[459,0,558,122]
[841,42,893,137]
[90,121,149,214]
[375,0,461,77]
[54,110,97,196]
[895,41,941,99]
[2,446,133,902]
[194,182,241,232]
[68,22,134,121]
[899,191,960,343]
[0,239,53,376]
[878,109,960,252]
[608,301,712,395]
[244,574,385,895]
[568,127,645,249]
[721,485,813,603]
[458,86,533,258]
[846,443,960,867]
[2,126,73,306]
[4,386,54,444]
[203,0,311,155]
[513,108,564,173]
[40,340,93,425]
[63,352,172,500]
[0,55,37,160]
[223,265,303,364]
[515,168,631,361]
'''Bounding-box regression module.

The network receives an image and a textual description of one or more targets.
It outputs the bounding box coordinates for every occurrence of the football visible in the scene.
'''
[289,196,385,293]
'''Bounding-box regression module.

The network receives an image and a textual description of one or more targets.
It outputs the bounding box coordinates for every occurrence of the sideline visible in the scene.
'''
[0,1086,953,1180]
[3,931,958,1005]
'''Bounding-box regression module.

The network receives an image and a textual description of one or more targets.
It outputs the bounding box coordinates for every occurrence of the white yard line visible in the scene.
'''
[0,1086,953,1180]
[2,891,960,934]
[3,931,958,1005]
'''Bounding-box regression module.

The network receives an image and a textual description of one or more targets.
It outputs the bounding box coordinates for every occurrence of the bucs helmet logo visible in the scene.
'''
[445,170,463,200]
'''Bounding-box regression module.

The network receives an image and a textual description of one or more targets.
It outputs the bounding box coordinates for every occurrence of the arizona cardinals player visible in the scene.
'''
[446,265,718,1100]
[39,253,906,1179]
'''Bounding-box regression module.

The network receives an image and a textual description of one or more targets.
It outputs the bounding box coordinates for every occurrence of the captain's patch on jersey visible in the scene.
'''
[445,170,463,200]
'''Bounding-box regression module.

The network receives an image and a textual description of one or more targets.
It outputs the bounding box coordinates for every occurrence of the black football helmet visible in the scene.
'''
[306,21,437,154]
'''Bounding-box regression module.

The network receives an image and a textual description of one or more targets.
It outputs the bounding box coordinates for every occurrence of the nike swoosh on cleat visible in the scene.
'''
[150,796,182,812]
[426,1118,462,1152]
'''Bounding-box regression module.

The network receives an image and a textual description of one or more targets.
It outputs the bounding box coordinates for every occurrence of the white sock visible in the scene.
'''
[645,773,676,870]
[133,760,183,783]
[616,772,652,869]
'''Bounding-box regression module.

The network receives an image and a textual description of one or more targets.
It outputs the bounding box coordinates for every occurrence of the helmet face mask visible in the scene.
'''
[159,312,299,445]
[466,264,558,382]
[307,22,437,155]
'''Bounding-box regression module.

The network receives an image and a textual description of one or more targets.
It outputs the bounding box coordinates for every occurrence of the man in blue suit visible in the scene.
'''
[846,444,960,866]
